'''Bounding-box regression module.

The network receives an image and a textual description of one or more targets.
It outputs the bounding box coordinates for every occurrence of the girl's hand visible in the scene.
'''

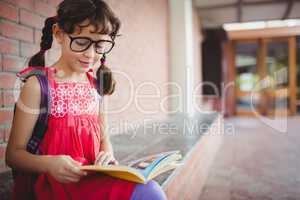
[95,151,119,166]
[46,155,87,183]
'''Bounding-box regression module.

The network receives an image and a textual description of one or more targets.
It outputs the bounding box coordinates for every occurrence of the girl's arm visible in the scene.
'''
[99,112,113,153]
[5,76,86,183]
[6,76,49,173]
[95,104,118,165]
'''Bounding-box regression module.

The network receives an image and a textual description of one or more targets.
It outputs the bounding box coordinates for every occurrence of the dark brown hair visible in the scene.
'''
[28,0,120,96]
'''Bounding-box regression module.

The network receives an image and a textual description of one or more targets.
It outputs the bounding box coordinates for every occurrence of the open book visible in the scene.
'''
[80,150,182,184]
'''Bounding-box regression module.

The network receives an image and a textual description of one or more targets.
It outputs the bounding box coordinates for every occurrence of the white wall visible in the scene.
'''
[168,0,202,116]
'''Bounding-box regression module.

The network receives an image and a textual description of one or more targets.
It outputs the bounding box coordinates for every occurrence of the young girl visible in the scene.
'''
[5,0,167,199]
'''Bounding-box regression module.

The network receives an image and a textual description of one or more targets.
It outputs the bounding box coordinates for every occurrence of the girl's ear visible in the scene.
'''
[52,23,64,44]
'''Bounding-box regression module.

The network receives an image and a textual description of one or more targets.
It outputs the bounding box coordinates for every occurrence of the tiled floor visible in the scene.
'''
[200,116,300,200]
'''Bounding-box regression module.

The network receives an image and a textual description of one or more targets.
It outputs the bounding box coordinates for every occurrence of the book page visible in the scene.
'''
[80,150,181,184]
[80,165,146,183]
[128,151,181,178]
[127,151,180,168]
[148,161,183,180]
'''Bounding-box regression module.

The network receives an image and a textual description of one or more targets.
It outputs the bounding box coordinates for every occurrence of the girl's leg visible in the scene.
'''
[130,180,167,200]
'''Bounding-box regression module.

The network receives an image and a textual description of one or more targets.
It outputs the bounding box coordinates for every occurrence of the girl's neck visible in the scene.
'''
[50,57,88,82]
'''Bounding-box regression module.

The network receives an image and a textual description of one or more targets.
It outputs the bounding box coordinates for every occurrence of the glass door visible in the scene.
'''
[264,38,289,116]
[235,41,260,115]
[234,37,297,116]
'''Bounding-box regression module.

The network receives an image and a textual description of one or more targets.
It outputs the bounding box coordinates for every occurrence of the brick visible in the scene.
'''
[20,9,45,29]
[20,41,40,57]
[0,1,19,22]
[34,28,42,44]
[0,72,17,89]
[6,0,34,10]
[0,125,11,142]
[0,129,5,143]
[0,159,10,173]
[0,90,2,106]
[34,1,56,17]
[2,55,27,72]
[5,127,11,142]
[0,20,34,42]
[0,144,9,173]
[0,163,9,174]
[0,127,11,143]
[0,54,2,71]
[0,36,19,56]
[2,90,18,107]
[0,110,14,124]
[0,145,6,157]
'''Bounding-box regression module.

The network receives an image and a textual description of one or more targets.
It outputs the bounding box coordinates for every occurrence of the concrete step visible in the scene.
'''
[162,114,224,200]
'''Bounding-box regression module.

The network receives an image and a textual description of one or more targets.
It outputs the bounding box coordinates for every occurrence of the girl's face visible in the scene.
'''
[53,19,112,73]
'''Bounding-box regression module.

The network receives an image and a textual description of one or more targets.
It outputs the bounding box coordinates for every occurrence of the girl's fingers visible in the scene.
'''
[97,153,109,166]
[61,175,80,183]
[59,170,80,182]
[66,163,87,177]
[95,151,117,166]
[69,157,83,167]
[102,154,113,166]
[63,168,80,178]
[95,151,105,164]
[110,159,119,165]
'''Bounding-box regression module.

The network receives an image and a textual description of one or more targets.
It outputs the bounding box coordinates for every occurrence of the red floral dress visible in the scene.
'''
[32,67,136,200]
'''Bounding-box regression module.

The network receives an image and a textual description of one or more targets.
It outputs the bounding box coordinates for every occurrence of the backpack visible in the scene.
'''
[11,66,50,200]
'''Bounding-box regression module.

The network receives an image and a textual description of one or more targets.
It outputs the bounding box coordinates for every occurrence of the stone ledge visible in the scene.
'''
[163,114,224,199]
[111,112,218,185]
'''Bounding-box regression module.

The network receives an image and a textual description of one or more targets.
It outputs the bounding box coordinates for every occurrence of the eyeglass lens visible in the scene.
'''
[70,37,114,54]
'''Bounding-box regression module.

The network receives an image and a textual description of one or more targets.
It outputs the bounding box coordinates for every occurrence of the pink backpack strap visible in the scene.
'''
[86,69,96,88]
[45,67,56,88]
[17,66,47,82]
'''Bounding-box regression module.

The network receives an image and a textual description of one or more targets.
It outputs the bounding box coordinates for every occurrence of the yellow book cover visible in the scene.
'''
[80,151,182,184]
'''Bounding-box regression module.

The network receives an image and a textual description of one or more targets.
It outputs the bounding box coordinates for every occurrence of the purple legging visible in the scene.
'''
[130,180,167,200]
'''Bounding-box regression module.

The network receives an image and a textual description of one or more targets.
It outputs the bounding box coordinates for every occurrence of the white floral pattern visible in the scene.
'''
[50,83,101,118]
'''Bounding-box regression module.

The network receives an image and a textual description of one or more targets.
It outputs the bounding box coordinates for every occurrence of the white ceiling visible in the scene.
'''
[194,0,300,27]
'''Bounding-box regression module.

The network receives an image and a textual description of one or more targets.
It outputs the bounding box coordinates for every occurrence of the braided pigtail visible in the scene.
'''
[28,16,57,67]
[96,54,116,96]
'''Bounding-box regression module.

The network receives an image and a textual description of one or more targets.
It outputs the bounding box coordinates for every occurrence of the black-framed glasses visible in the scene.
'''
[68,35,115,54]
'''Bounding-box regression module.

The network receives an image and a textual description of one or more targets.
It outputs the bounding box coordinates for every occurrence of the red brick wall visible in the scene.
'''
[0,0,57,173]
[0,0,170,172]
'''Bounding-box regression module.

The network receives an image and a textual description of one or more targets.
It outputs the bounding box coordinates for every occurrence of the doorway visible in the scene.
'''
[232,36,297,116]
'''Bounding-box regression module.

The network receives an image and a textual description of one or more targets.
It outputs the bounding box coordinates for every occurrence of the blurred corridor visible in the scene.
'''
[200,116,300,200]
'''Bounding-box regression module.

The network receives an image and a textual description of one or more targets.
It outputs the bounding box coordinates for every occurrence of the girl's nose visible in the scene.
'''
[83,43,96,58]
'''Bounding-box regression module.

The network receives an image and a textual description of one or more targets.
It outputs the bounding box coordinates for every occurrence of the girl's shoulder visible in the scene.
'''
[16,66,47,106]
[17,75,41,112]
[21,75,41,96]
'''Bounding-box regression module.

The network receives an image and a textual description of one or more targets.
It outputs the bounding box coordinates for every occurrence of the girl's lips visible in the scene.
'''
[79,60,93,68]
